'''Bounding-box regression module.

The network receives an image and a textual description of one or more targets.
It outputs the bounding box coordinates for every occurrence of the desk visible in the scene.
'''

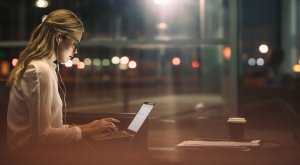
[145,141,282,165]
[2,138,136,165]
[66,112,149,153]
[3,139,281,165]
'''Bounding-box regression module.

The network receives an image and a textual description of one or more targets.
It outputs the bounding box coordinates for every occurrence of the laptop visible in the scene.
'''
[90,102,155,141]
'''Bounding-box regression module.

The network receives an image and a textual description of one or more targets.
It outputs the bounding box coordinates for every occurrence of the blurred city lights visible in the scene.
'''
[72,57,80,65]
[172,57,181,65]
[35,0,49,8]
[248,58,256,66]
[12,58,19,67]
[102,59,110,66]
[0,51,6,58]
[194,103,204,109]
[120,56,129,64]
[156,23,168,30]
[1,61,10,76]
[223,46,231,60]
[192,60,200,68]
[111,56,120,64]
[119,64,128,70]
[256,58,264,66]
[293,64,300,72]
[154,0,170,6]
[128,61,137,69]
[77,62,85,69]
[259,44,269,53]
[64,60,73,68]
[93,58,101,66]
[84,58,92,66]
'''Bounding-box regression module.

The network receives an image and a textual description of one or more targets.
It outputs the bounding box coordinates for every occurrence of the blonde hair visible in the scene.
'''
[7,9,84,86]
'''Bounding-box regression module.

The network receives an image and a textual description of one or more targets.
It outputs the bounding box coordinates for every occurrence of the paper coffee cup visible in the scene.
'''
[227,117,246,141]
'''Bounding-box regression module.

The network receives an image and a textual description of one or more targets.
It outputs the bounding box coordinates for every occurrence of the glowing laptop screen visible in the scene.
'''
[127,103,154,133]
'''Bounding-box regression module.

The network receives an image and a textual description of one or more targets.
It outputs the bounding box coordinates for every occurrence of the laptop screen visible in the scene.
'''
[127,102,155,133]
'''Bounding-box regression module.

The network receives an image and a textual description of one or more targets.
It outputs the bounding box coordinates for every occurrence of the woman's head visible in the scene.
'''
[37,9,84,63]
[7,9,84,86]
[29,9,84,63]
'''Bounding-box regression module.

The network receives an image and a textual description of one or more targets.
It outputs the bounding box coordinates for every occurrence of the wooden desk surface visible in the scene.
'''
[145,141,282,165]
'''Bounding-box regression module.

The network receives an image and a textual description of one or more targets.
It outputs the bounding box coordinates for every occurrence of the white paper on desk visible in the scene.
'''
[177,140,261,148]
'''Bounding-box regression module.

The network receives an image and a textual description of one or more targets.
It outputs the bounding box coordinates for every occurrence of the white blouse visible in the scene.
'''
[7,59,81,149]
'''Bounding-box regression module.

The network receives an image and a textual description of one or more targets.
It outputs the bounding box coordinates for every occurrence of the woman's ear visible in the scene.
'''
[57,37,62,44]
[56,33,62,44]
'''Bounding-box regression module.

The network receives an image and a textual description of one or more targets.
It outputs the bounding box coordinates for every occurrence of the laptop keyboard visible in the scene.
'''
[90,131,133,141]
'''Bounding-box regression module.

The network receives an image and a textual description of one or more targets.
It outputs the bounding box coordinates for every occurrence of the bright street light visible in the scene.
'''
[35,0,50,8]
[154,0,171,6]
[259,44,269,54]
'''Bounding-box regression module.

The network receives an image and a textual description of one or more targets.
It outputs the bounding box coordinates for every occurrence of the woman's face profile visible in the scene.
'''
[57,32,82,64]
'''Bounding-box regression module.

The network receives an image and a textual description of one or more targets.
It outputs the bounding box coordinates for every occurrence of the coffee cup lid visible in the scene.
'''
[227,117,246,123]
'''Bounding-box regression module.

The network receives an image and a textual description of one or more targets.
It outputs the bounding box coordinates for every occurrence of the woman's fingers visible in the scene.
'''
[103,117,120,123]
[87,118,120,135]
[104,123,119,132]
[95,123,118,131]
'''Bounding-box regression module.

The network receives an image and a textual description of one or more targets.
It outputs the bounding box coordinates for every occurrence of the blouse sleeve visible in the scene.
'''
[23,63,81,145]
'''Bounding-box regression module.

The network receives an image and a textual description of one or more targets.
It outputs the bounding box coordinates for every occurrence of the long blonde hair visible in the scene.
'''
[7,9,84,86]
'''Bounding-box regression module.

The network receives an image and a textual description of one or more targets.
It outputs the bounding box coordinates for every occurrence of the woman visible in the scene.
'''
[6,9,119,150]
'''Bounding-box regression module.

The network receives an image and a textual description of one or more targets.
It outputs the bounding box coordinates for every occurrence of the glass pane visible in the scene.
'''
[63,43,229,117]
[200,0,229,39]
[0,0,234,148]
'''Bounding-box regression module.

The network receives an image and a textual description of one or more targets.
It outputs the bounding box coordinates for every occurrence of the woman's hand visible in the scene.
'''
[78,118,120,139]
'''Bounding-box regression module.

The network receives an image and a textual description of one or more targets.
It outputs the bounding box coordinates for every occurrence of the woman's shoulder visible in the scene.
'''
[24,59,55,81]
[28,59,54,73]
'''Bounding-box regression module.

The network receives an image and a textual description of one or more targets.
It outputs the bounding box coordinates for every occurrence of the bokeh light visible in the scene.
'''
[93,58,101,66]
[259,44,269,53]
[192,60,200,68]
[119,64,128,70]
[112,56,120,64]
[256,58,264,66]
[1,61,10,75]
[12,58,19,67]
[84,58,92,66]
[156,23,168,30]
[72,57,80,65]
[172,57,181,66]
[248,58,256,66]
[293,64,300,72]
[223,46,231,60]
[128,61,137,69]
[64,59,73,67]
[154,0,171,6]
[102,59,110,66]
[35,0,49,8]
[120,56,129,64]
[77,62,85,69]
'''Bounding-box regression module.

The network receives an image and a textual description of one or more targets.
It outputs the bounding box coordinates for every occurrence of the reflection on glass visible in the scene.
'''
[1,0,231,128]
